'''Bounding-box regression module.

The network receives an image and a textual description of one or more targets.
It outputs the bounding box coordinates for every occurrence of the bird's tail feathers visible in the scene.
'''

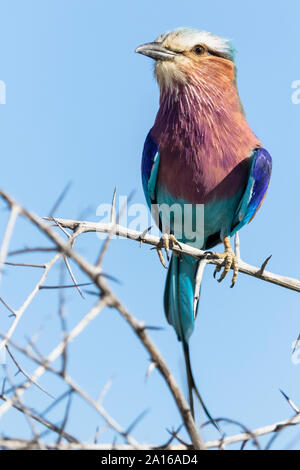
[183,338,220,432]
[164,254,219,431]
[164,254,197,343]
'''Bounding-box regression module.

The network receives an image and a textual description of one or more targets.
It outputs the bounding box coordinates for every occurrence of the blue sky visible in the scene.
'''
[0,0,299,449]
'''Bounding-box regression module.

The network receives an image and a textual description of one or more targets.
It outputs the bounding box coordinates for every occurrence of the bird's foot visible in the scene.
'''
[156,233,182,269]
[211,237,239,288]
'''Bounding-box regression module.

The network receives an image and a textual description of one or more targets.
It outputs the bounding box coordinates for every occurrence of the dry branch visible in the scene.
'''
[0,190,204,450]
[43,217,300,294]
[0,189,299,451]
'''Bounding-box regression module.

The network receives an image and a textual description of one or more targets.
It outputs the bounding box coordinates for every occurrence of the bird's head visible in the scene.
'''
[136,28,236,91]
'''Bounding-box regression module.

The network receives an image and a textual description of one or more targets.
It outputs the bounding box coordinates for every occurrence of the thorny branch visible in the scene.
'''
[42,217,300,294]
[0,189,299,450]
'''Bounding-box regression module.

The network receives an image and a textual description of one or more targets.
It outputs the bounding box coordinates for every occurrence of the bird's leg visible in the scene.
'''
[156,233,182,268]
[211,237,239,288]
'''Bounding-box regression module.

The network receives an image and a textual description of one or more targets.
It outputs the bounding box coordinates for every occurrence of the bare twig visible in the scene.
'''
[0,253,61,353]
[0,205,20,280]
[204,413,300,449]
[3,261,46,268]
[0,393,78,443]
[280,389,300,415]
[5,346,54,398]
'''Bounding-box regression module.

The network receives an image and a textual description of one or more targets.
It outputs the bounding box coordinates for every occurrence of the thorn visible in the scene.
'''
[97,377,114,405]
[292,334,300,355]
[154,425,183,450]
[48,181,72,218]
[139,226,152,246]
[258,255,272,275]
[39,282,93,290]
[137,323,163,334]
[110,186,117,224]
[94,426,100,444]
[84,290,100,297]
[145,362,157,381]
[64,256,85,298]
[97,272,122,284]
[142,325,164,332]
[124,408,150,436]
[279,389,300,414]
[1,377,6,395]
[48,217,71,239]
[166,428,189,447]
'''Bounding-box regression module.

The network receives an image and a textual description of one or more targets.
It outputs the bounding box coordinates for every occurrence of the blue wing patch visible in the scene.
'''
[141,131,160,208]
[231,148,272,234]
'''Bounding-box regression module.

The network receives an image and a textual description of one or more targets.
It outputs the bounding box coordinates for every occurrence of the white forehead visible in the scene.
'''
[156,28,234,57]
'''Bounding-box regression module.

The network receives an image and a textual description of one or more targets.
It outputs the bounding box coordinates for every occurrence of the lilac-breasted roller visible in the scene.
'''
[136,28,272,424]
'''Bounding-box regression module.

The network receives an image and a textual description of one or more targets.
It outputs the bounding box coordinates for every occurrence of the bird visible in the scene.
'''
[135,28,272,425]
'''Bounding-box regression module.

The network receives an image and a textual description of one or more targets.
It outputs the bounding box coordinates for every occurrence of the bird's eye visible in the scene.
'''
[194,45,205,55]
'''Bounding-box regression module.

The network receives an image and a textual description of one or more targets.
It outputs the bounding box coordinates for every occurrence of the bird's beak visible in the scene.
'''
[135,42,177,61]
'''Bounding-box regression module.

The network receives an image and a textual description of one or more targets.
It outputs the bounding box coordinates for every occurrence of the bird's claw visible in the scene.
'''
[156,233,182,269]
[211,237,239,288]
